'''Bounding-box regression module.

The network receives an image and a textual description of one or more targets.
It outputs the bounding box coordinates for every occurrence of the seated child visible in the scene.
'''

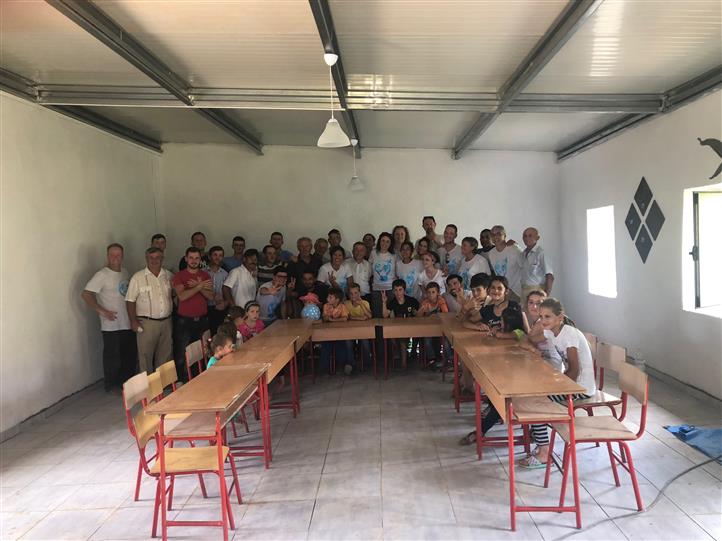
[206,333,234,368]
[491,303,529,340]
[382,278,420,369]
[239,301,265,341]
[321,288,354,375]
[418,282,448,368]
[344,282,373,367]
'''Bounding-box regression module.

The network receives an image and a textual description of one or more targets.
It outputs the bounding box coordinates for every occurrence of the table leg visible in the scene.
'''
[475,380,482,460]
[384,339,389,380]
[453,351,460,412]
[567,395,582,529]
[258,374,271,468]
[291,351,299,417]
[507,400,517,532]
[309,340,315,384]
[372,339,378,379]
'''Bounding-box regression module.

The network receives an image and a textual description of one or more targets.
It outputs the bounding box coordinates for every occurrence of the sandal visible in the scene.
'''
[518,454,547,469]
[459,431,477,445]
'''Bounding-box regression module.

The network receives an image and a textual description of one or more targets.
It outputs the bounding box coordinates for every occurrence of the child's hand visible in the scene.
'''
[287,277,296,291]
[381,290,387,302]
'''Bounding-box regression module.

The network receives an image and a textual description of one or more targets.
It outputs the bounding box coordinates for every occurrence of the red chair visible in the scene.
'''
[545,363,649,511]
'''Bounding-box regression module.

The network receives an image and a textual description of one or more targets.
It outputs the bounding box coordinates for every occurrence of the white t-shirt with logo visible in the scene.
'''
[544,325,596,396]
[395,259,423,298]
[487,245,524,295]
[370,251,396,291]
[84,267,131,331]
[318,261,352,296]
[415,268,446,298]
[437,244,463,275]
[458,254,491,292]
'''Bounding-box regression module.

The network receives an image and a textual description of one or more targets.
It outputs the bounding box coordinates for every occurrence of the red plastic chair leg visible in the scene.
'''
[134,458,143,501]
[167,474,175,511]
[558,443,571,507]
[622,442,644,511]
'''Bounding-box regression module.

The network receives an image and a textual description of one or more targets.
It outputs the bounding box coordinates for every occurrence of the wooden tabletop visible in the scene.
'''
[262,319,313,349]
[146,364,269,415]
[217,337,296,381]
[379,316,443,338]
[311,320,377,341]
[453,335,521,356]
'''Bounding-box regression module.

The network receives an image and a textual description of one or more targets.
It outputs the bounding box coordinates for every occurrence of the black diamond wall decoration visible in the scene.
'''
[625,204,642,240]
[634,177,653,215]
[646,200,665,240]
[635,225,653,263]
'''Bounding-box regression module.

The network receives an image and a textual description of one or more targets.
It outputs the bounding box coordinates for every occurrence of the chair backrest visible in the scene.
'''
[618,363,649,437]
[122,373,159,450]
[185,340,206,380]
[147,372,163,403]
[157,360,179,391]
[201,329,212,360]
[123,372,149,411]
[597,342,626,372]
[583,332,598,360]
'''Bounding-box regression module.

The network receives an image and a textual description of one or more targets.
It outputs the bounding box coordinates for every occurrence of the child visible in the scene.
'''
[300,292,322,321]
[362,233,375,260]
[220,306,245,347]
[321,288,354,375]
[206,333,234,368]
[418,282,448,367]
[395,241,423,299]
[345,283,373,367]
[382,278,419,369]
[239,301,265,341]
[416,252,446,298]
[415,237,430,261]
[523,289,563,371]
[491,303,528,341]
[477,276,525,333]
[519,298,595,467]
[461,272,492,329]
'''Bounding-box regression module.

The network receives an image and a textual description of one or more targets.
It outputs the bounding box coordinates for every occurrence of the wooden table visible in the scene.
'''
[146,364,269,540]
[455,342,586,531]
[311,320,378,377]
[378,316,443,378]
[262,319,315,380]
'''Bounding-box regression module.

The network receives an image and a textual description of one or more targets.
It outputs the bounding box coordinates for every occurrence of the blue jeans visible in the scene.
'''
[320,340,354,373]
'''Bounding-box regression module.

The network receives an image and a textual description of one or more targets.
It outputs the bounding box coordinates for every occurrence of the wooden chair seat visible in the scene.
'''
[553,416,637,442]
[574,390,622,408]
[150,446,230,475]
[512,397,570,423]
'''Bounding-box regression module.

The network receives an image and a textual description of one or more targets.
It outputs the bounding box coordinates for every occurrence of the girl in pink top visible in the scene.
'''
[238,301,265,341]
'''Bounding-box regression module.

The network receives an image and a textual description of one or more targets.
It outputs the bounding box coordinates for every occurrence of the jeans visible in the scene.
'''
[101,330,137,390]
[174,315,209,381]
[320,340,354,374]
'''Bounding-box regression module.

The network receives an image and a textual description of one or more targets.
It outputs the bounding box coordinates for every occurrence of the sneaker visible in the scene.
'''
[344,364,353,376]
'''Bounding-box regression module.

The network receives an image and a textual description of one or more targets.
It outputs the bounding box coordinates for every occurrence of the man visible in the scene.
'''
[223,248,258,309]
[347,242,372,298]
[476,229,494,256]
[458,237,491,292]
[520,227,554,302]
[257,244,284,285]
[437,224,463,275]
[257,267,288,326]
[126,247,174,373]
[270,231,294,262]
[288,270,329,317]
[417,216,443,252]
[172,247,213,379]
[82,243,136,391]
[314,238,330,264]
[151,233,167,252]
[222,235,245,272]
[288,236,322,283]
[327,229,347,257]
[207,245,229,335]
[487,225,524,302]
[178,231,210,271]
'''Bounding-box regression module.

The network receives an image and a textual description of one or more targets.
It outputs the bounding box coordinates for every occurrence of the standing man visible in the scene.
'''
[126,247,174,373]
[172,247,213,378]
[476,229,494,256]
[327,229,348,257]
[151,233,167,252]
[288,236,321,283]
[487,225,524,302]
[417,216,444,252]
[269,232,294,262]
[222,235,245,272]
[178,231,210,271]
[82,243,136,391]
[207,245,229,335]
[223,248,259,309]
[520,227,554,302]
[437,224,463,275]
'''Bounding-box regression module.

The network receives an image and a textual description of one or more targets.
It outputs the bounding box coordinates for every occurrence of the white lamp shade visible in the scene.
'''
[349,175,364,191]
[318,118,350,148]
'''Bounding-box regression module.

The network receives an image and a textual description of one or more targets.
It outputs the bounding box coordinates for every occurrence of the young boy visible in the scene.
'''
[462,272,492,329]
[321,288,354,375]
[382,279,419,369]
[418,282,448,367]
[206,333,234,368]
[345,282,373,368]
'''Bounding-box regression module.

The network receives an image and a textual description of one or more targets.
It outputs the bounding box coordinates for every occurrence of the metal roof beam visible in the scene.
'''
[46,0,263,155]
[452,0,604,159]
[556,64,722,161]
[1,67,162,153]
[309,0,362,157]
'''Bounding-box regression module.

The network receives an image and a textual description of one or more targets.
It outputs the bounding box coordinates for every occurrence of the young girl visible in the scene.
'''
[458,237,491,291]
[238,301,265,341]
[206,333,234,368]
[523,290,564,372]
[478,276,527,333]
[321,288,354,375]
[416,251,446,298]
[491,303,528,341]
[220,306,245,347]
[395,241,423,299]
[519,298,595,467]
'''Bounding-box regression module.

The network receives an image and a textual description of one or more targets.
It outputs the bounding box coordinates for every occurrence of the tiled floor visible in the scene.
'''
[1,367,721,540]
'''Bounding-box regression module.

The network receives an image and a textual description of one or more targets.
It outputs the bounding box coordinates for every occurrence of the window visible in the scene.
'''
[586,205,617,298]
[692,190,722,309]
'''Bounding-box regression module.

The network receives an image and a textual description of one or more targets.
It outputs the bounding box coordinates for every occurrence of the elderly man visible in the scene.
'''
[520,227,554,302]
[288,236,322,282]
[82,243,136,391]
[223,248,259,310]
[126,247,174,373]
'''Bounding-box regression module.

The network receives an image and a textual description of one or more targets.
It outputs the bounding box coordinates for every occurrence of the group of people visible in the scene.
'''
[82,215,597,467]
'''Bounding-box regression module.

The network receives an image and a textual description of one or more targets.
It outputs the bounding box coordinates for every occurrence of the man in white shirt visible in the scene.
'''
[82,243,136,391]
[223,248,259,310]
[125,247,174,373]
[487,225,524,302]
[347,242,372,298]
[437,224,463,275]
[521,227,554,303]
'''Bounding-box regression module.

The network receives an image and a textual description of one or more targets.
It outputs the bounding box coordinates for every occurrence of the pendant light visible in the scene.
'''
[317,53,350,148]
[348,139,364,191]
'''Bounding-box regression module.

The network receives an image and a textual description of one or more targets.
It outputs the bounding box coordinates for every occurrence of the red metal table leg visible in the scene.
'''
[567,395,582,529]
[475,381,482,460]
[453,351,460,412]
[507,401,517,532]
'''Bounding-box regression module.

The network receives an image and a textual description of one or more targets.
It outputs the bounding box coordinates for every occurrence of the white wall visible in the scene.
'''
[158,144,562,273]
[558,90,722,399]
[0,93,159,432]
